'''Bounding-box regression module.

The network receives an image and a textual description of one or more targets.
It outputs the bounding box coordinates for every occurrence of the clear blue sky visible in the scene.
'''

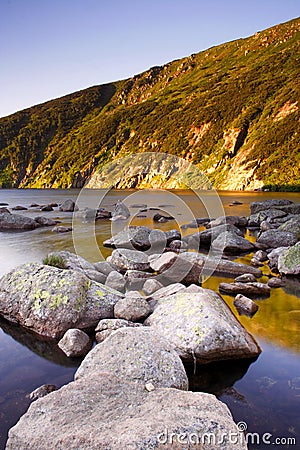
[0,0,299,118]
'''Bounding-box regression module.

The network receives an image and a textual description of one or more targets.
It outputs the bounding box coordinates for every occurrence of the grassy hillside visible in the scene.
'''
[0,17,299,190]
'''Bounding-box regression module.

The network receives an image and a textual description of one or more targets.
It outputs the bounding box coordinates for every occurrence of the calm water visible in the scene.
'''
[0,188,299,450]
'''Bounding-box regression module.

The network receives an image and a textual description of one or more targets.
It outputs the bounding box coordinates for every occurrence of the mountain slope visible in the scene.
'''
[0,17,299,190]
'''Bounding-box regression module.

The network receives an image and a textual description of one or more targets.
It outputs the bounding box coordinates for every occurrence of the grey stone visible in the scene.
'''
[12,205,28,211]
[278,242,300,276]
[234,294,259,317]
[58,329,92,357]
[29,384,57,401]
[219,281,271,298]
[108,248,150,271]
[6,372,247,450]
[235,273,257,283]
[95,318,142,343]
[93,260,115,276]
[212,231,255,254]
[59,199,78,212]
[34,216,58,227]
[250,199,293,214]
[145,287,260,363]
[40,205,53,212]
[279,216,300,239]
[257,230,297,248]
[267,247,289,269]
[76,327,188,390]
[0,211,39,230]
[111,200,130,221]
[114,296,151,322]
[52,226,72,233]
[103,226,152,250]
[148,283,186,299]
[164,229,181,244]
[142,279,164,296]
[185,224,244,250]
[208,215,248,228]
[83,269,106,284]
[105,271,126,293]
[253,250,268,262]
[267,277,286,288]
[0,263,123,339]
[169,239,188,251]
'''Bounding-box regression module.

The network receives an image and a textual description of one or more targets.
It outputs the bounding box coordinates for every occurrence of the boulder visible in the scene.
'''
[235,273,257,283]
[111,200,130,221]
[0,211,39,230]
[0,263,123,339]
[150,251,261,283]
[124,269,153,290]
[76,327,188,390]
[219,281,271,298]
[58,329,92,357]
[234,294,259,317]
[93,260,115,276]
[250,199,293,214]
[279,216,300,239]
[145,287,260,363]
[40,205,54,212]
[96,209,112,219]
[52,226,72,233]
[82,269,106,284]
[114,296,151,321]
[267,277,286,288]
[212,231,255,254]
[185,224,244,250]
[207,216,248,228]
[169,239,188,251]
[165,229,181,244]
[6,372,246,450]
[253,250,268,262]
[105,270,126,293]
[278,243,300,276]
[12,205,28,211]
[59,199,78,212]
[147,283,186,299]
[103,226,153,250]
[95,318,142,343]
[257,230,297,248]
[34,216,58,227]
[153,213,174,222]
[142,278,164,296]
[267,247,288,269]
[107,248,150,271]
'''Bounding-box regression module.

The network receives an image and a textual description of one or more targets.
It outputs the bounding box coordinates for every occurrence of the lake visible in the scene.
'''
[0,188,299,450]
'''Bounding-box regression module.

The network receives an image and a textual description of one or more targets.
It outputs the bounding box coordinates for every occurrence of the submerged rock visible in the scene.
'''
[144,286,261,363]
[0,263,123,339]
[6,372,246,450]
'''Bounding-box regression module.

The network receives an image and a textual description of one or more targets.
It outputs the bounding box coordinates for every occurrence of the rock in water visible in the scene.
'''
[0,211,39,230]
[0,263,123,339]
[111,200,130,221]
[212,231,255,254]
[250,199,293,214]
[219,281,271,298]
[278,242,300,276]
[75,327,188,390]
[29,384,57,401]
[6,372,247,450]
[58,329,92,357]
[234,294,259,317]
[144,286,261,363]
[59,199,78,212]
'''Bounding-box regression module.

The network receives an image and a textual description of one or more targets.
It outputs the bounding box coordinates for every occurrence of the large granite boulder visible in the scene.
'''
[257,230,297,248]
[278,242,300,276]
[212,231,255,254]
[107,248,150,271]
[0,263,123,339]
[75,327,188,390]
[150,251,261,284]
[59,199,78,212]
[250,199,293,214]
[0,211,39,230]
[279,216,300,239]
[144,286,261,363]
[6,372,246,450]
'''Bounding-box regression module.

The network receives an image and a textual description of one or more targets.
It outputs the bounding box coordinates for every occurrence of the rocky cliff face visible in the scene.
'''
[0,18,299,190]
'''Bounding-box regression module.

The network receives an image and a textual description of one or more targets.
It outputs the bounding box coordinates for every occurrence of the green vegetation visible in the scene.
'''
[0,18,299,190]
[42,255,67,269]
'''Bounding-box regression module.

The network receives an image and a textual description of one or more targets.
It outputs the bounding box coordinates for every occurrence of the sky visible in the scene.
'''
[0,0,299,118]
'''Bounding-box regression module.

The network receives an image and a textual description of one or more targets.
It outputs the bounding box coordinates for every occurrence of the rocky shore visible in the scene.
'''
[1,197,300,449]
